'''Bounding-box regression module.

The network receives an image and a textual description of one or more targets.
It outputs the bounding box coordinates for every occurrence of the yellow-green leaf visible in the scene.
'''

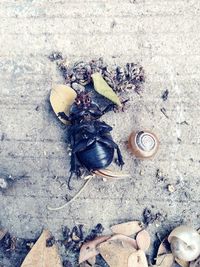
[50,84,77,124]
[91,73,122,106]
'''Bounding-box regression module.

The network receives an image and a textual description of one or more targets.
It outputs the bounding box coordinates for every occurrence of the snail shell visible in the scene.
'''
[168,226,200,262]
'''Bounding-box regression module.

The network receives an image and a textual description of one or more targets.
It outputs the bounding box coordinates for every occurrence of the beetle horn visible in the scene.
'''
[94,168,130,179]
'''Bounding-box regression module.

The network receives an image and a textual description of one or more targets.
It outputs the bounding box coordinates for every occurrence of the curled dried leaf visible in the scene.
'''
[111,221,144,236]
[128,250,148,267]
[50,84,77,124]
[92,72,122,106]
[109,234,138,250]
[97,239,134,267]
[79,236,110,264]
[136,229,151,251]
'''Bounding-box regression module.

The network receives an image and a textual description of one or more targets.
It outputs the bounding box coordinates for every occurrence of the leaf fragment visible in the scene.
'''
[155,253,174,267]
[128,250,148,267]
[97,239,134,267]
[175,257,189,267]
[79,235,110,264]
[111,221,144,236]
[136,229,151,251]
[109,234,138,250]
[91,72,122,106]
[20,229,62,267]
[50,84,77,124]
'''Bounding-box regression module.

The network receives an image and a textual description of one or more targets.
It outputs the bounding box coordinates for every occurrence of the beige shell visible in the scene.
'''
[111,221,144,236]
[128,130,159,159]
[50,84,77,124]
[136,229,151,251]
[168,226,200,261]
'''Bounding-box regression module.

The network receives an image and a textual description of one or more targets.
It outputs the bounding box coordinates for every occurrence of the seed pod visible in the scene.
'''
[128,130,159,159]
[168,226,200,262]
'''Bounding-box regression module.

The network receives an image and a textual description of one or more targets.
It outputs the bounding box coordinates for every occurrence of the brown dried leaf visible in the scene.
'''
[111,221,143,236]
[92,72,122,106]
[97,239,134,267]
[128,250,148,267]
[109,234,138,250]
[136,229,151,251]
[79,256,96,267]
[175,258,189,267]
[50,84,77,124]
[20,229,62,267]
[157,238,170,256]
[155,253,174,267]
[79,236,110,264]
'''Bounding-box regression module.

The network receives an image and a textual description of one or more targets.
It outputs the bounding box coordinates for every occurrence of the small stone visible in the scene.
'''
[167,184,175,193]
[0,178,8,189]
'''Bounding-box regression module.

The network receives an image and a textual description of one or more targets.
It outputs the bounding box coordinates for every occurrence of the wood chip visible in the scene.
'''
[111,221,144,236]
[79,235,110,264]
[155,253,174,267]
[97,239,134,267]
[128,250,148,267]
[92,72,122,106]
[50,84,77,124]
[136,229,151,251]
[20,230,62,267]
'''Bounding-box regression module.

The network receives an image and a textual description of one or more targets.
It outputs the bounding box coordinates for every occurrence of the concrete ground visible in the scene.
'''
[0,0,200,266]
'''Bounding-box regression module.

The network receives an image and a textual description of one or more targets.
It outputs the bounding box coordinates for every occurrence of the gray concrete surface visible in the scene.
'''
[0,0,200,265]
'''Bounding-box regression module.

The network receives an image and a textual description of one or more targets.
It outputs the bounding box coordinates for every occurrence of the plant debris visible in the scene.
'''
[161,90,169,101]
[160,107,169,119]
[143,208,163,226]
[50,54,145,98]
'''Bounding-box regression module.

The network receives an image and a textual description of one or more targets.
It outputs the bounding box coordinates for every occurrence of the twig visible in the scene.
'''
[47,176,94,211]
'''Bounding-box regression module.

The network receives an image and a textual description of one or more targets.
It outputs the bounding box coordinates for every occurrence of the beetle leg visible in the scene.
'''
[102,103,117,115]
[58,112,70,121]
[98,138,124,168]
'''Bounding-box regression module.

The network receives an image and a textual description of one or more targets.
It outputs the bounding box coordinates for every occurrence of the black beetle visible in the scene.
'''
[58,92,124,189]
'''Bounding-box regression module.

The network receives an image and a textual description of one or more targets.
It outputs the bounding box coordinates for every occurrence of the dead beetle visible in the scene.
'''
[58,92,124,189]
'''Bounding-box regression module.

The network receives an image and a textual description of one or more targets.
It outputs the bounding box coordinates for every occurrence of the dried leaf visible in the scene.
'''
[157,238,170,256]
[91,72,122,106]
[21,229,62,267]
[0,229,7,241]
[79,236,110,264]
[128,250,148,267]
[175,258,189,267]
[136,229,151,251]
[155,254,174,267]
[79,256,96,267]
[50,84,77,124]
[111,221,144,236]
[94,169,129,180]
[97,239,134,267]
[109,234,138,250]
